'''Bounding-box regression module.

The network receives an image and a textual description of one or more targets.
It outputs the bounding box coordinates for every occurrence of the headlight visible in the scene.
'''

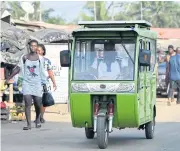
[72,83,89,92]
[71,83,135,93]
[116,83,135,93]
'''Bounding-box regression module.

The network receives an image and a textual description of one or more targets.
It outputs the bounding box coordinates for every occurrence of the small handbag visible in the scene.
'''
[42,85,55,107]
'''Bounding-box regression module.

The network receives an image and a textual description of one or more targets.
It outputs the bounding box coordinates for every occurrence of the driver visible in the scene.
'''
[98,41,120,80]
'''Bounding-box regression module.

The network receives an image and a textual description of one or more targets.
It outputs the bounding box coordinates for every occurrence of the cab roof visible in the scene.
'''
[73,20,157,39]
[73,28,157,39]
[78,20,152,28]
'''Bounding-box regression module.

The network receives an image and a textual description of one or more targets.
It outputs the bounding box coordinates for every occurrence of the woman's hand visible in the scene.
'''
[5,79,14,85]
[53,83,57,91]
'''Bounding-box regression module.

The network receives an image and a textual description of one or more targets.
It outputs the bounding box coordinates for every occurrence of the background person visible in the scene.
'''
[36,44,57,123]
[166,47,180,105]
[166,45,176,62]
[166,45,176,103]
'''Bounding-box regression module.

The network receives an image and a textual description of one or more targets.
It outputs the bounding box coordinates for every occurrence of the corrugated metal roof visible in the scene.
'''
[13,20,180,39]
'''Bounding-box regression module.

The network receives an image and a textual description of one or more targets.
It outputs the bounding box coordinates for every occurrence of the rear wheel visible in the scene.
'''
[97,116,109,149]
[145,116,155,139]
[85,128,94,139]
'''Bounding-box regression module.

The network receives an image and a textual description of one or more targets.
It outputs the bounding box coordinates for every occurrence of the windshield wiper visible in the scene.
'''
[119,38,134,64]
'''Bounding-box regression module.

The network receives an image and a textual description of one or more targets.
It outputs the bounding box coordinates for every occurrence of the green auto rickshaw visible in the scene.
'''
[60,20,157,149]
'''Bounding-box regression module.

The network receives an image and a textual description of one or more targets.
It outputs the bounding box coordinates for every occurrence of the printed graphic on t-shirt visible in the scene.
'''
[44,57,52,71]
[27,65,38,77]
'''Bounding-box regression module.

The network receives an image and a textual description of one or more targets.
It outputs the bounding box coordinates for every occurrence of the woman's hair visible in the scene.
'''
[29,39,38,45]
[38,44,46,56]
[176,47,180,53]
[168,45,174,50]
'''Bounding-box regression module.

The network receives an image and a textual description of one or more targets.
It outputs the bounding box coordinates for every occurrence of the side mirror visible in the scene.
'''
[139,49,151,66]
[60,50,71,67]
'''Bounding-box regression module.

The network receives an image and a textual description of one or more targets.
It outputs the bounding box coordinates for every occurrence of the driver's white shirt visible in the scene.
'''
[98,61,120,79]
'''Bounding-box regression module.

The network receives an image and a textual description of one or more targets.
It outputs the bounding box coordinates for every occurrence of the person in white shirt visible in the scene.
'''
[91,49,104,70]
[97,42,120,80]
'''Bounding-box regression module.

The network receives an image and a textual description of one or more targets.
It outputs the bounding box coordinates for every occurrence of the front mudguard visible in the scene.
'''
[94,108,107,132]
[97,108,107,117]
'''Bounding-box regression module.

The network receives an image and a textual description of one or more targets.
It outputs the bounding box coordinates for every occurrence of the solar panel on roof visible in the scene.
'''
[78,20,152,29]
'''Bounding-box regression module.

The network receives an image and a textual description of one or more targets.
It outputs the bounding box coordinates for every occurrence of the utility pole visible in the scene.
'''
[39,1,42,22]
[1,1,5,10]
[111,2,114,21]
[140,2,143,20]
[94,1,97,21]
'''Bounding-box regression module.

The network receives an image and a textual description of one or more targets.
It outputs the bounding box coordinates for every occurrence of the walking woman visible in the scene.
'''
[6,40,47,130]
[36,44,57,123]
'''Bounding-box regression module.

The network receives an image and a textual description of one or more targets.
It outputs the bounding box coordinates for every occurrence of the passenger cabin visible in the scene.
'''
[67,20,157,81]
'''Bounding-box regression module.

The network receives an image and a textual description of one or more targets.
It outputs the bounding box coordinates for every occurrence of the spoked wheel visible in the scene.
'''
[145,116,155,139]
[85,128,95,139]
[97,116,109,149]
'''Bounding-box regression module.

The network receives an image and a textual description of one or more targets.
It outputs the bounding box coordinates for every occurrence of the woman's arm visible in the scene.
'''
[6,55,26,82]
[165,61,170,86]
[46,58,57,91]
[48,70,57,91]
[39,57,48,85]
[7,66,20,81]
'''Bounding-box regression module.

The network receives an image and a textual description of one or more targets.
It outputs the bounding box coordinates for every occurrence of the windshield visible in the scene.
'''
[73,39,136,81]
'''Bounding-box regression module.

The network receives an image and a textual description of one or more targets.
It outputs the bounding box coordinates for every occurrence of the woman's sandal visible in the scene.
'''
[167,101,171,106]
[23,126,31,130]
[36,123,41,128]
[40,118,45,123]
[34,118,45,123]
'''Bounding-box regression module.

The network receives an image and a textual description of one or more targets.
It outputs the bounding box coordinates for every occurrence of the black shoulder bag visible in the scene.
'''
[42,84,55,107]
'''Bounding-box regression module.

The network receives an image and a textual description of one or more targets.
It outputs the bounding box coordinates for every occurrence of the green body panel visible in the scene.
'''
[116,94,138,127]
[70,93,93,127]
[70,93,139,128]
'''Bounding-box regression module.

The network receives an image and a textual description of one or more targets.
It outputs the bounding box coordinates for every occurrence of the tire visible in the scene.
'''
[145,116,155,139]
[97,116,109,149]
[85,128,95,139]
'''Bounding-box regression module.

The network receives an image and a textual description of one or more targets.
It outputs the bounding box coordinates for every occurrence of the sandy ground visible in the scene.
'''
[29,98,180,123]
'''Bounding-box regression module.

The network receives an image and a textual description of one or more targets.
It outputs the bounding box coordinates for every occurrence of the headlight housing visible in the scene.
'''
[72,83,89,92]
[116,83,135,93]
[71,83,135,93]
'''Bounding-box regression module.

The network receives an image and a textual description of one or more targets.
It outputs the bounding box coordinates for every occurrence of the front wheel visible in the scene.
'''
[85,128,95,139]
[145,117,155,139]
[97,116,109,149]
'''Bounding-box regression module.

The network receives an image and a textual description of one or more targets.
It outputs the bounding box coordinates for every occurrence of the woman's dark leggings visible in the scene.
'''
[24,95,42,127]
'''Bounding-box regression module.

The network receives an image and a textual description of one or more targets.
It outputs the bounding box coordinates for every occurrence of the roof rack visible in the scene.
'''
[78,20,152,29]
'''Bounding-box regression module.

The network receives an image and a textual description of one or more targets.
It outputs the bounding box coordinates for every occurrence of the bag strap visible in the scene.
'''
[23,55,27,64]
[23,55,41,64]
[175,55,180,73]
[43,84,48,93]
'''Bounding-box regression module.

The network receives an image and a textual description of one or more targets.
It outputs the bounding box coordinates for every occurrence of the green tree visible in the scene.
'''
[113,1,180,27]
[8,1,40,20]
[46,16,66,25]
[8,1,25,19]
[30,1,40,21]
[7,1,66,24]
[42,8,54,22]
[80,1,113,21]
